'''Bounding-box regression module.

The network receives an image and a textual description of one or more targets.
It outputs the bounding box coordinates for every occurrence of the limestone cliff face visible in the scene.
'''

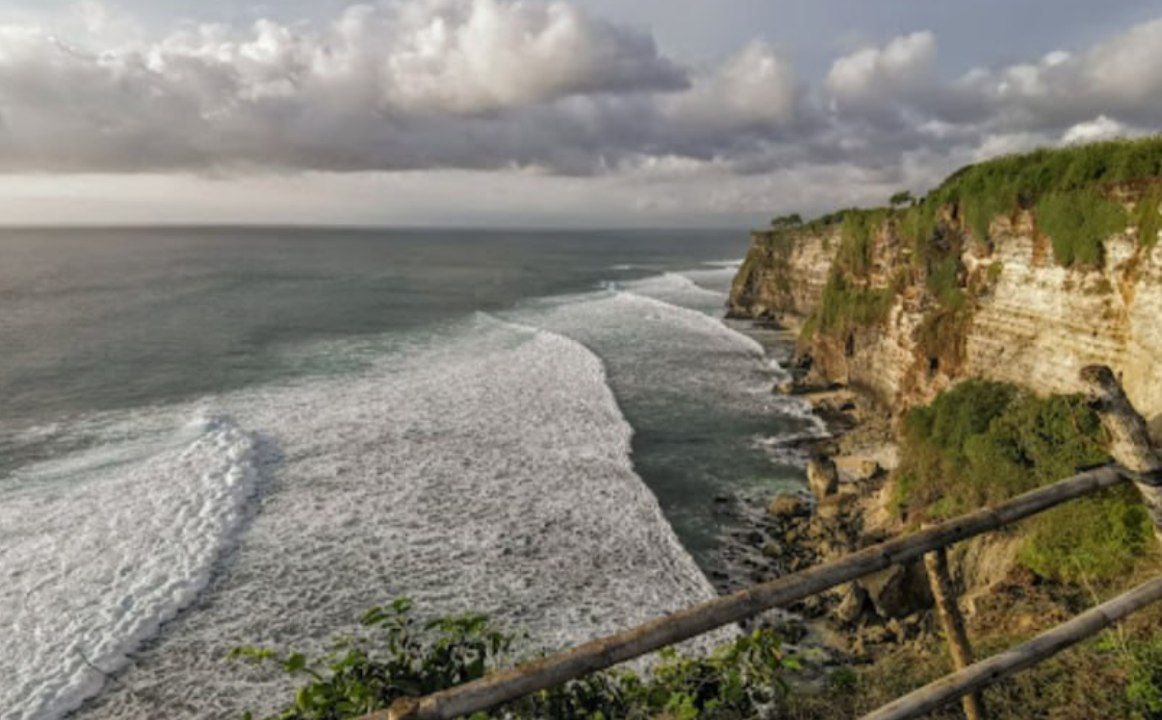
[967,212,1162,436]
[730,194,1162,438]
[729,228,833,319]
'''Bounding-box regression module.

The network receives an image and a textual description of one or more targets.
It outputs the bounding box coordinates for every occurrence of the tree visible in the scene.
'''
[890,191,915,208]
[771,213,803,229]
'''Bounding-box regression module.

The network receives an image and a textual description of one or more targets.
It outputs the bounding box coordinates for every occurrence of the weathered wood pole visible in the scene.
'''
[861,575,1162,720]
[923,546,986,720]
[370,465,1127,720]
[1080,365,1162,541]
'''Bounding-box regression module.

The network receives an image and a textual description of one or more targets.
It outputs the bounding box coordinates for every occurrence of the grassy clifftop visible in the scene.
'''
[731,136,1162,391]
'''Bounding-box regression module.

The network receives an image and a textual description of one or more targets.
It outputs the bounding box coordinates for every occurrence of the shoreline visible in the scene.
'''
[710,314,931,673]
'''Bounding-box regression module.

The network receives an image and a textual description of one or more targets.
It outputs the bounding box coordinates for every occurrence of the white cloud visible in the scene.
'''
[0,0,695,172]
[825,31,935,111]
[668,41,797,128]
[0,0,1158,221]
[1061,115,1128,145]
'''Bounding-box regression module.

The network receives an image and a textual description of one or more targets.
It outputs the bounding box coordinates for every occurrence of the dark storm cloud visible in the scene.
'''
[0,1,1159,179]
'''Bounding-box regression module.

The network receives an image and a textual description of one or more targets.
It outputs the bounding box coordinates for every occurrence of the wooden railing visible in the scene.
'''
[372,465,1162,720]
[370,366,1162,720]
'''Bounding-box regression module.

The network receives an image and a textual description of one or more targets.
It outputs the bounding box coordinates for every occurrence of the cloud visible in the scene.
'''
[0,0,1158,208]
[1062,115,1129,145]
[825,31,936,112]
[0,0,700,172]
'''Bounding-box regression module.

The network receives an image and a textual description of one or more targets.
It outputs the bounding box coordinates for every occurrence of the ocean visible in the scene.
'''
[0,227,820,719]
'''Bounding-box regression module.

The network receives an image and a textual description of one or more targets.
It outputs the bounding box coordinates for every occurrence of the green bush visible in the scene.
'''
[925,135,1162,248]
[809,272,895,339]
[1035,191,1128,268]
[1124,635,1162,715]
[1135,186,1162,249]
[1021,487,1154,582]
[925,256,966,309]
[233,598,797,720]
[894,382,1151,581]
[837,209,889,276]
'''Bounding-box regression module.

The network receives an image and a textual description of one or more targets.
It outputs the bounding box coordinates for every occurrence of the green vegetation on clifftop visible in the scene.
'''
[786,137,1162,352]
[924,134,1162,255]
[1035,191,1128,267]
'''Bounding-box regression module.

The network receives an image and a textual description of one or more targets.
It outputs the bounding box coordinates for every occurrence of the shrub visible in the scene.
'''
[810,272,895,339]
[1035,191,1128,268]
[1021,487,1154,582]
[772,213,803,229]
[924,135,1162,248]
[893,382,1151,582]
[1134,185,1162,249]
[233,598,797,720]
[925,256,966,309]
[1124,635,1162,715]
[837,209,889,277]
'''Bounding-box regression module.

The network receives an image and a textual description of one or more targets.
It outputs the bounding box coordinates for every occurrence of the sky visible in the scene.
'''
[0,0,1160,227]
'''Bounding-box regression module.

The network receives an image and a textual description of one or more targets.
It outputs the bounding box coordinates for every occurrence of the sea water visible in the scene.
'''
[0,227,820,719]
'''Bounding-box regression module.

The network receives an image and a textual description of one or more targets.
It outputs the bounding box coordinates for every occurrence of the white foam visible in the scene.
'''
[620,272,726,315]
[620,289,766,358]
[62,317,723,720]
[1,414,264,720]
[679,267,740,294]
[13,270,815,720]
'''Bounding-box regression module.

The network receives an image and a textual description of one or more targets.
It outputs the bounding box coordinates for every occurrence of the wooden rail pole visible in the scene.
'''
[923,546,986,720]
[371,465,1128,720]
[861,576,1162,720]
[1081,365,1162,541]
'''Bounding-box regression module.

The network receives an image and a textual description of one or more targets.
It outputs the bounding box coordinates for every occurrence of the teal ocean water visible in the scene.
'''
[0,227,819,719]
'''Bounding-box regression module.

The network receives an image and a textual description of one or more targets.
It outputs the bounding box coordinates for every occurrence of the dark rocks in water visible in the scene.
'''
[761,541,784,558]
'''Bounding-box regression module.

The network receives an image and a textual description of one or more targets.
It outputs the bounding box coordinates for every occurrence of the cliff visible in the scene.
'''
[730,138,1162,439]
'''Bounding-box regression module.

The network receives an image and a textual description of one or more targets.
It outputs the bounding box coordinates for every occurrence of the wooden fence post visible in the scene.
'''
[923,546,987,720]
[1080,365,1162,541]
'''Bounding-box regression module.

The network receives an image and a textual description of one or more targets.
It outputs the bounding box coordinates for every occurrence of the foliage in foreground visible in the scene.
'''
[893,380,1154,581]
[232,598,796,720]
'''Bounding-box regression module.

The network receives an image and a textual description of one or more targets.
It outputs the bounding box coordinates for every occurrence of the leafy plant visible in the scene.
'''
[231,598,514,720]
[233,599,797,720]
[893,381,1151,581]
[1021,487,1154,582]
[1124,635,1162,716]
